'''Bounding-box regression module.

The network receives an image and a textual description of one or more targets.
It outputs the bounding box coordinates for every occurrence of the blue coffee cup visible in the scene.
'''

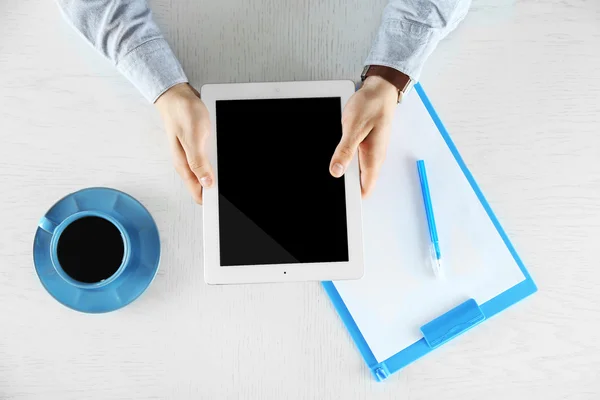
[33,187,161,313]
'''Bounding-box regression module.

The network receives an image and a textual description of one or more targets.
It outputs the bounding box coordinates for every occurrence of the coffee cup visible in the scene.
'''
[34,187,160,313]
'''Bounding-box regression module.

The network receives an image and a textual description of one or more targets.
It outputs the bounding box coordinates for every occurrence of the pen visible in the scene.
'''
[416,160,442,278]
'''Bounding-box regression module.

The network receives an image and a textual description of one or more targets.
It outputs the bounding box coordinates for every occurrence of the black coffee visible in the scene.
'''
[57,216,125,284]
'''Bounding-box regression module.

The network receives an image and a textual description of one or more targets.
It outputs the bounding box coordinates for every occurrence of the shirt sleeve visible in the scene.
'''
[365,0,471,81]
[56,0,188,103]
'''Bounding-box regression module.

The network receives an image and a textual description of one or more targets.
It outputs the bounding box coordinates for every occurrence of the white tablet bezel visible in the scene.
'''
[200,80,363,284]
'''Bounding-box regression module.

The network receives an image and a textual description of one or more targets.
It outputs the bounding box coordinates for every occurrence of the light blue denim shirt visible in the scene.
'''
[56,0,470,103]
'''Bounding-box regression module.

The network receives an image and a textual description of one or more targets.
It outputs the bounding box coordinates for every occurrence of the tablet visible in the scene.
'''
[200,80,364,284]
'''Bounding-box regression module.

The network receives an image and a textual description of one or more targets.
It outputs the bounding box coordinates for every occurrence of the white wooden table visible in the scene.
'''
[2,0,600,398]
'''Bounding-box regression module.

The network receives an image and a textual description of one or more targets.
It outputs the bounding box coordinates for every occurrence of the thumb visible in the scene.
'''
[330,119,370,178]
[184,141,214,188]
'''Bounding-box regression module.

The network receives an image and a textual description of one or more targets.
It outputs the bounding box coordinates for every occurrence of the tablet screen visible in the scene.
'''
[215,97,349,266]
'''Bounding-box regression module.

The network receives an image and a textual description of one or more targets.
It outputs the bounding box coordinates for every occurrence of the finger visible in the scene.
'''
[330,117,371,178]
[169,135,204,204]
[181,131,214,190]
[358,127,389,198]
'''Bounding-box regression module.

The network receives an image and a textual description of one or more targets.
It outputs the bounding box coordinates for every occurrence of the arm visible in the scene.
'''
[330,0,471,197]
[57,0,214,203]
[56,0,187,103]
[365,0,471,80]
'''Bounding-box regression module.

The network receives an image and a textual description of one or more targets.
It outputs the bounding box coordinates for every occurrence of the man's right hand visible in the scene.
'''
[155,83,214,204]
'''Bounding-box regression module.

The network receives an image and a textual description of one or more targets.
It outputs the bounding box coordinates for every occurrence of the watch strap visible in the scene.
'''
[361,65,413,102]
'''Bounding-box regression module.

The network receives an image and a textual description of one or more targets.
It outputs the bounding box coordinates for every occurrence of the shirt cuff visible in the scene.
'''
[116,38,188,103]
[364,20,442,82]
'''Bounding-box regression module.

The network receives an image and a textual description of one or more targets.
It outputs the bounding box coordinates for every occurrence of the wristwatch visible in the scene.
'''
[361,65,414,103]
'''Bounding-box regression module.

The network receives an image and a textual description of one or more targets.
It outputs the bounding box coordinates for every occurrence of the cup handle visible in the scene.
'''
[39,217,58,234]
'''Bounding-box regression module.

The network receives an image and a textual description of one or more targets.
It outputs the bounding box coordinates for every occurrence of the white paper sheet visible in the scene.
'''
[332,89,525,363]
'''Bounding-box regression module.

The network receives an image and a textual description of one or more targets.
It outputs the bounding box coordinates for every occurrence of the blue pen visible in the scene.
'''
[416,160,443,277]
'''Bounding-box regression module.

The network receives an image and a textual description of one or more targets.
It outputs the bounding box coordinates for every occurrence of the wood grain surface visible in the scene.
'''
[1,0,600,398]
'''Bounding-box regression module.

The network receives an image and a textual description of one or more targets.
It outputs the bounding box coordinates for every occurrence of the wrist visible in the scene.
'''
[155,83,197,113]
[361,64,413,103]
[362,75,399,103]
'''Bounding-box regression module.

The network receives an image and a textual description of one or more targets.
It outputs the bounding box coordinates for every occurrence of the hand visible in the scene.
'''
[329,76,398,197]
[155,83,214,204]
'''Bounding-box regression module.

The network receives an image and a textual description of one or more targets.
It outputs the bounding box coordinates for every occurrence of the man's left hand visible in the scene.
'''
[329,76,398,198]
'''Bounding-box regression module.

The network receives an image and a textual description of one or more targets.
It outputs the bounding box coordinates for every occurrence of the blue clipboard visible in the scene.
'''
[322,83,537,382]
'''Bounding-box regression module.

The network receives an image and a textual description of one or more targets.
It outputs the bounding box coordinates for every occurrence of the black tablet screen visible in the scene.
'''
[215,97,349,266]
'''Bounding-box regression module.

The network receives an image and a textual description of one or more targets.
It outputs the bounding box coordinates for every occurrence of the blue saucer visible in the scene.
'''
[33,187,161,313]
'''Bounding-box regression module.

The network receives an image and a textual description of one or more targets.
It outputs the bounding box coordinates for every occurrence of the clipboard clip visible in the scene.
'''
[420,299,486,349]
[371,363,390,382]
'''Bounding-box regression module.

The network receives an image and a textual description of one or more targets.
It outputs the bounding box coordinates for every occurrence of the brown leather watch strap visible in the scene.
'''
[362,65,412,102]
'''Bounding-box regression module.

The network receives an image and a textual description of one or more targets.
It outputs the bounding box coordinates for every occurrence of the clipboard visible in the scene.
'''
[322,83,537,382]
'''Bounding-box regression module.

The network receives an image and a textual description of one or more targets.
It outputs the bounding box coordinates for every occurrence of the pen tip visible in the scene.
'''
[434,259,443,278]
